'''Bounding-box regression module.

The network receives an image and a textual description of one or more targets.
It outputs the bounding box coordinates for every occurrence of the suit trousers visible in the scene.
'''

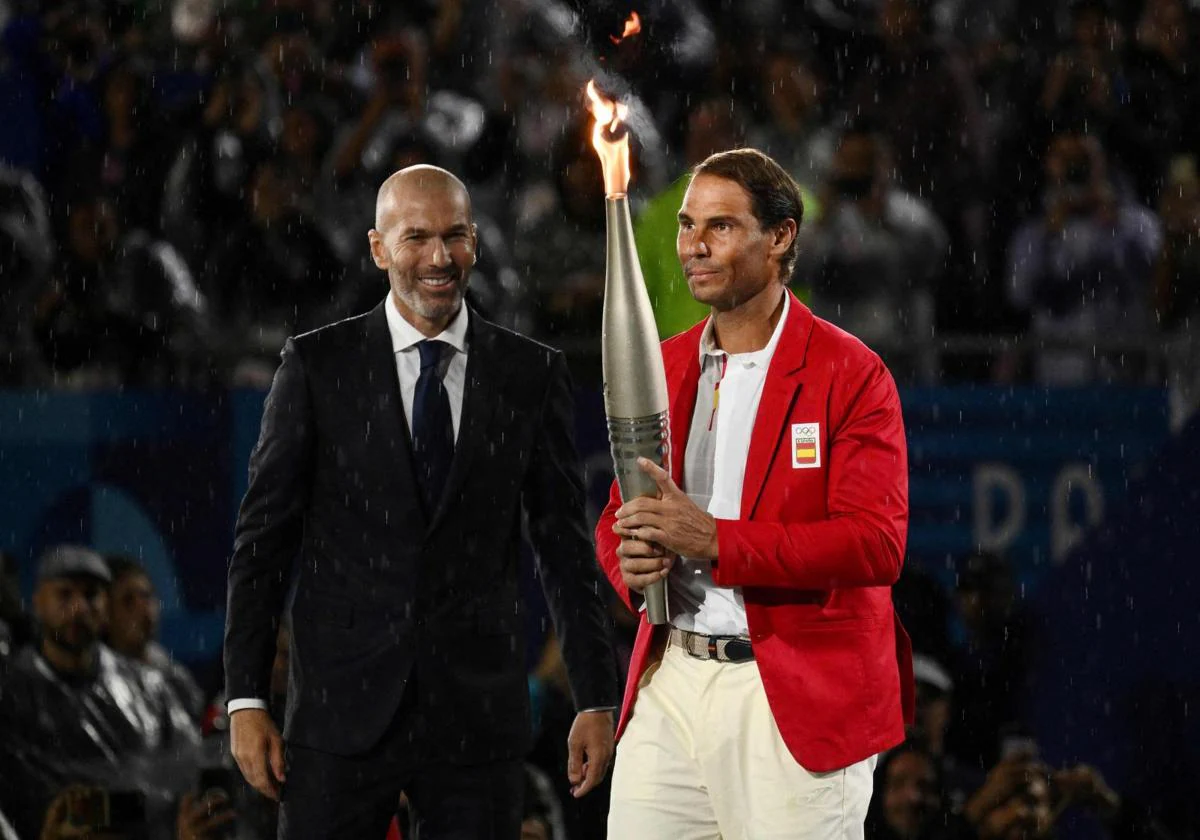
[278,683,523,840]
[607,638,876,840]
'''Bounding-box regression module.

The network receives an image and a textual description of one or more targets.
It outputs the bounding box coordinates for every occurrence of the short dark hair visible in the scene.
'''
[693,148,804,279]
[105,553,149,587]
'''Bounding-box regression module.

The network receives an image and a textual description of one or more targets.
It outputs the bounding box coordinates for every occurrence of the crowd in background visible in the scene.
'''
[0,0,1198,401]
[0,0,1197,838]
[0,543,1181,839]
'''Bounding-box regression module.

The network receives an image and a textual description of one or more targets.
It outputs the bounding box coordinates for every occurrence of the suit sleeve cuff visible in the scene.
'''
[227,698,269,714]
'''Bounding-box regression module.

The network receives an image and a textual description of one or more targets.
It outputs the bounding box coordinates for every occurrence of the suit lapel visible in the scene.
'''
[428,309,499,534]
[362,302,426,526]
[740,291,815,520]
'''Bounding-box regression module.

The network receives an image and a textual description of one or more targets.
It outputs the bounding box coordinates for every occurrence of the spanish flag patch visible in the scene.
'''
[791,423,821,469]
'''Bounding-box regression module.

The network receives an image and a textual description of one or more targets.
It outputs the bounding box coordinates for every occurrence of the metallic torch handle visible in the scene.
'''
[608,414,671,625]
[602,194,672,625]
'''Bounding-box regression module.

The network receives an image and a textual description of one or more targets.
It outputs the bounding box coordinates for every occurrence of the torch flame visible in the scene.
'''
[609,11,642,44]
[586,80,631,196]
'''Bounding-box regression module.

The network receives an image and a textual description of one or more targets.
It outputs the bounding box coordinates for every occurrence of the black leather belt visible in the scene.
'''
[669,627,755,663]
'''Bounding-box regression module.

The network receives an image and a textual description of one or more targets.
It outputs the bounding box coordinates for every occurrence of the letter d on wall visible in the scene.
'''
[973,463,1025,554]
[1051,463,1104,563]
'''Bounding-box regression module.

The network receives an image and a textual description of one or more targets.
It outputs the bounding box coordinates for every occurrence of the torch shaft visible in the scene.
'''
[602,195,671,625]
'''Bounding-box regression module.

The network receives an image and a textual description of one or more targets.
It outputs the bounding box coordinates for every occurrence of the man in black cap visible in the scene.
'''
[0,545,202,838]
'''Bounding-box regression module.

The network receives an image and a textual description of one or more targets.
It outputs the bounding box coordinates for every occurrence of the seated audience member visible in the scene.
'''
[105,554,205,721]
[865,742,969,840]
[0,545,203,838]
[909,654,983,813]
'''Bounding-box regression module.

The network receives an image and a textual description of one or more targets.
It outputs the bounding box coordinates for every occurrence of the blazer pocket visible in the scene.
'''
[795,614,880,633]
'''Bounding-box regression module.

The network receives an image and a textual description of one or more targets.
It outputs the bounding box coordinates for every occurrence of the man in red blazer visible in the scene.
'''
[596,148,914,838]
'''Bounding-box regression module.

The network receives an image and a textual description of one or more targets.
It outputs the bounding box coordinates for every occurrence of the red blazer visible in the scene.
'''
[595,290,915,773]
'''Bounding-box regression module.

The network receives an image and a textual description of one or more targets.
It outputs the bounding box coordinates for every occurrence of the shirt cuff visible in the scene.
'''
[227,698,269,714]
[578,706,618,714]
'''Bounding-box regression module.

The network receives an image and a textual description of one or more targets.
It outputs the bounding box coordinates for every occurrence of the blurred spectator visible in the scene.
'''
[105,555,205,722]
[960,750,1053,839]
[1155,154,1200,430]
[1005,128,1162,384]
[909,654,983,813]
[39,2,112,195]
[1039,0,1149,197]
[521,763,567,840]
[328,31,432,184]
[257,11,328,104]
[32,186,210,388]
[0,545,201,838]
[845,0,986,243]
[865,741,968,840]
[492,15,586,185]
[1040,0,1127,124]
[513,117,607,340]
[794,123,948,380]
[161,54,278,269]
[0,549,32,662]
[1119,0,1199,206]
[202,158,343,385]
[0,165,55,385]
[745,40,836,193]
[945,552,1035,771]
[95,54,178,235]
[1048,763,1178,839]
[911,655,954,763]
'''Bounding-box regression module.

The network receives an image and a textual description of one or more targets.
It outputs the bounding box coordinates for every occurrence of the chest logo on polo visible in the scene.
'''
[791,423,821,469]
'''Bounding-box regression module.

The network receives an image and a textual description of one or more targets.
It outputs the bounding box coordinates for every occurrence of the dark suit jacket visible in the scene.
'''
[224,301,619,761]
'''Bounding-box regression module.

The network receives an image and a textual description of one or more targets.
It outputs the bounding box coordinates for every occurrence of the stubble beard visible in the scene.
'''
[392,268,467,325]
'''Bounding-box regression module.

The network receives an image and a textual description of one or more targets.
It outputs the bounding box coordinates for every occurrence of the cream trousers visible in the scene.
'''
[607,640,877,840]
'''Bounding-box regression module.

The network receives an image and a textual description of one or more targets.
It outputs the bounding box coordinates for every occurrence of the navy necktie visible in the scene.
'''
[412,339,454,515]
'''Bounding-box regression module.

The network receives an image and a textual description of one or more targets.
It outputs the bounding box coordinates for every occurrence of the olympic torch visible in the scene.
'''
[586,81,670,625]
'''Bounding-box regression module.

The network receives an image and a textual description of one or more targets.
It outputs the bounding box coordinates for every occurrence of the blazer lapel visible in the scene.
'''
[427,308,499,534]
[667,325,704,491]
[362,302,426,526]
[740,291,815,520]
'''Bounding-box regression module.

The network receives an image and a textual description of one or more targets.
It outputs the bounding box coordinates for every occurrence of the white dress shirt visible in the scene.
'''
[669,292,790,637]
[228,296,470,714]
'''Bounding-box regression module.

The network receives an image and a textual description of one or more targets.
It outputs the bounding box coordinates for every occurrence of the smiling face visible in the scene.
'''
[676,173,790,312]
[369,167,477,336]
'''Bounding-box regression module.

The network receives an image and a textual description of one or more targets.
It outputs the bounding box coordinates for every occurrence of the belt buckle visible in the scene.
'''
[706,636,719,659]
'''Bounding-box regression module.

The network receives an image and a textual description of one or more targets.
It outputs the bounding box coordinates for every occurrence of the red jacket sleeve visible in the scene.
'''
[711,358,908,591]
[595,477,637,610]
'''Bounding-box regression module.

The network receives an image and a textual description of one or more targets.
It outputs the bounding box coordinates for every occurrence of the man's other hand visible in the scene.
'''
[566,710,615,798]
[230,708,286,801]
